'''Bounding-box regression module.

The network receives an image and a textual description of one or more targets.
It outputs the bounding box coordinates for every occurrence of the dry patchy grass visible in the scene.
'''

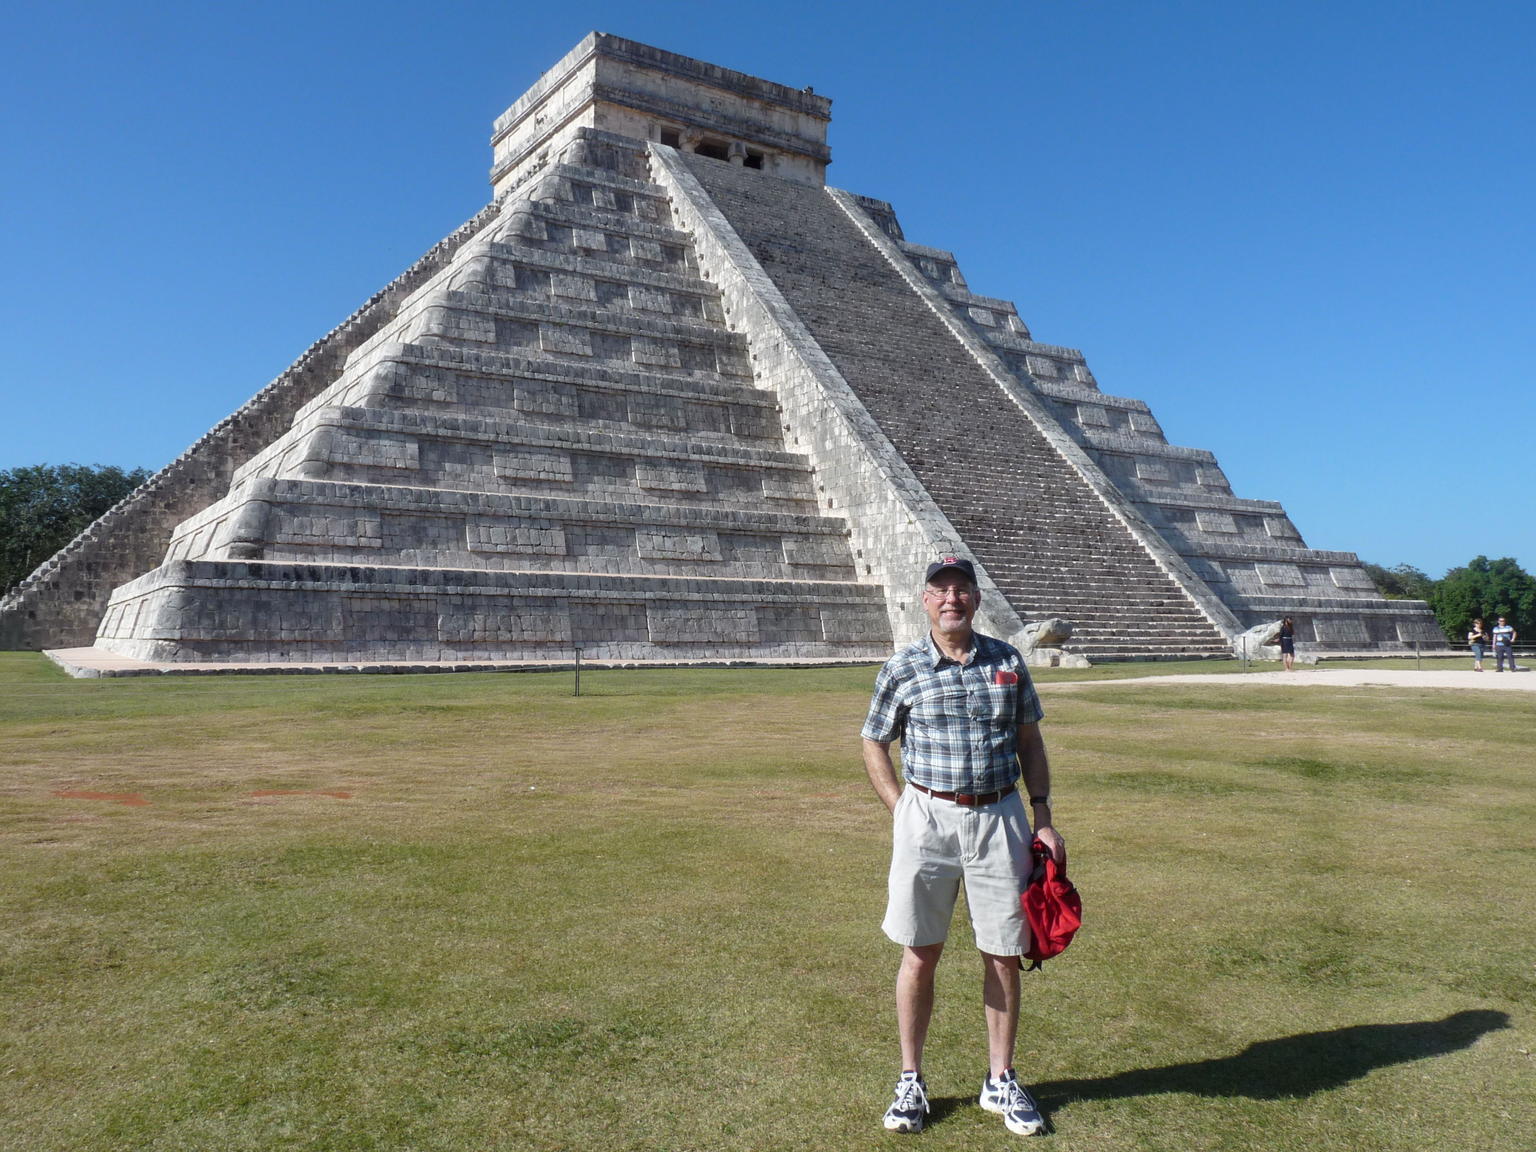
[1,654,1533,1151]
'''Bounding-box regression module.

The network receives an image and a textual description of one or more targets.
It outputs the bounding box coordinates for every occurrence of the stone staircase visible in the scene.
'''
[872,211,1445,651]
[681,154,1232,662]
[92,137,891,666]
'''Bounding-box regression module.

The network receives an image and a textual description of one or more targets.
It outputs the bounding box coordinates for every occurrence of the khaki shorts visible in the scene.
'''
[882,785,1032,955]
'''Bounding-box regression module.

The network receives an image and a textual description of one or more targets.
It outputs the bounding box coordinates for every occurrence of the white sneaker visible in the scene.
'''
[883,1070,929,1133]
[980,1068,1045,1136]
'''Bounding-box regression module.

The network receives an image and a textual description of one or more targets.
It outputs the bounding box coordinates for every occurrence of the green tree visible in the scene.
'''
[1428,555,1536,643]
[0,464,151,594]
[1361,561,1435,601]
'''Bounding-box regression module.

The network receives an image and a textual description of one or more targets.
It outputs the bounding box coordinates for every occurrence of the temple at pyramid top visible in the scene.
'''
[4,34,1444,671]
[490,33,834,194]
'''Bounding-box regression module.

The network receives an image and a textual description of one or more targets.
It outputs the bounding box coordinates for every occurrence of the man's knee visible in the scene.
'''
[901,943,944,977]
[979,950,1021,976]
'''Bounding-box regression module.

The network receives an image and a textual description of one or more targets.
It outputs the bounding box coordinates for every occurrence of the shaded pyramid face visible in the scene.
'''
[93,137,893,665]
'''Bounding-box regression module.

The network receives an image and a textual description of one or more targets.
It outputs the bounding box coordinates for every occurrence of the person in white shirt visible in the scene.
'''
[1491,616,1519,672]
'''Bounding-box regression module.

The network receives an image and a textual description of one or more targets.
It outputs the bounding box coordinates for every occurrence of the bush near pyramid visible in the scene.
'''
[2,34,1442,671]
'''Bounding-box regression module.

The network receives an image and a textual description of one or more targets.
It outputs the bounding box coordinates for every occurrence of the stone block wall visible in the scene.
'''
[96,561,887,664]
[489,33,833,197]
[167,477,857,582]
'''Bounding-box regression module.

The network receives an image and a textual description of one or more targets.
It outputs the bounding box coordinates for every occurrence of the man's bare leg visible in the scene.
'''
[980,950,1020,1076]
[897,943,944,1072]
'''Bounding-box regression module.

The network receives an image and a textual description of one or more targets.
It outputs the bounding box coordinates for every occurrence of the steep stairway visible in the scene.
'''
[683,154,1231,661]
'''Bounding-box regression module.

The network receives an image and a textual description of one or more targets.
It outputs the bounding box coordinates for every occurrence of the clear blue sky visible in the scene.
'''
[3,0,1532,578]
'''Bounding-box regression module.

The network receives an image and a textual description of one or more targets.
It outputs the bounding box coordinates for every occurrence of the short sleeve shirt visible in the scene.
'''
[1493,624,1516,646]
[861,631,1044,795]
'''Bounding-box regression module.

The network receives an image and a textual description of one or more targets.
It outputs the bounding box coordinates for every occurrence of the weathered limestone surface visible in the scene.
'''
[490,32,831,195]
[84,127,891,664]
[97,561,885,664]
[8,32,1443,665]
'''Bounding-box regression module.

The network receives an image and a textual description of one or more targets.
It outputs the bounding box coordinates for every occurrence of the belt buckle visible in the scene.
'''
[955,791,979,806]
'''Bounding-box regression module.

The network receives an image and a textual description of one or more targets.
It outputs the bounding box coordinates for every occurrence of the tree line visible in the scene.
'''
[1,464,150,594]
[1364,557,1534,644]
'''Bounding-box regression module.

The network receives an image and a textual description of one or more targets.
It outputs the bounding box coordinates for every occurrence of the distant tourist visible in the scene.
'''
[1492,616,1520,672]
[1277,617,1296,672]
[861,556,1062,1137]
[1467,618,1489,672]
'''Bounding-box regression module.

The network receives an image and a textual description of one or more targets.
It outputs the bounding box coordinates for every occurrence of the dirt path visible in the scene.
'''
[1045,668,1536,693]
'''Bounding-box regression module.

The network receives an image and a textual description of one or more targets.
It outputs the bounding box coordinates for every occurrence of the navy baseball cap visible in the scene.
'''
[925,555,976,582]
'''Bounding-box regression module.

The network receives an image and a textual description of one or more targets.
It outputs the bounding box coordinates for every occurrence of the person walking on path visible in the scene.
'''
[1492,616,1520,672]
[1467,618,1489,672]
[861,556,1064,1138]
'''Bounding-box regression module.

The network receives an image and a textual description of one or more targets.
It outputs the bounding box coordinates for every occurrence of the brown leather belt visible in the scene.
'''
[908,782,1017,807]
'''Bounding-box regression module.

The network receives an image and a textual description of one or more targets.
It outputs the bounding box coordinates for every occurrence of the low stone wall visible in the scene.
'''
[94,560,891,664]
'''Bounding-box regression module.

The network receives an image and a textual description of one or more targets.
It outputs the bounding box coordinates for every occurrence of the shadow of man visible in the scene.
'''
[1034,1009,1509,1110]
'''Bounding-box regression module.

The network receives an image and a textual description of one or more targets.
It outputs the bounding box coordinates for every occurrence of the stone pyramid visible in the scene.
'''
[2,34,1442,670]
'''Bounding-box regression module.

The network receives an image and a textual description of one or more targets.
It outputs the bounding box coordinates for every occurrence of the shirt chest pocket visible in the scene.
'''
[908,680,965,723]
[967,681,1016,728]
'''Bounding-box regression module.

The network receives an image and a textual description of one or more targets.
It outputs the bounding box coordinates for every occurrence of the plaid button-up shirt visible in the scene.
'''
[861,631,1044,795]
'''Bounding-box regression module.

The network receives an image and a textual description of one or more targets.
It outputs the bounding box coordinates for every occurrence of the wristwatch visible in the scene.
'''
[1029,795,1051,807]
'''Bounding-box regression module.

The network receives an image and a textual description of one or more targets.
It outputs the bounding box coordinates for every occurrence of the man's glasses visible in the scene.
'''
[924,586,975,602]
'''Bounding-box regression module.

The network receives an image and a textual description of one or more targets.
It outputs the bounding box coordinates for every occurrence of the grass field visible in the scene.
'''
[2,652,1532,1151]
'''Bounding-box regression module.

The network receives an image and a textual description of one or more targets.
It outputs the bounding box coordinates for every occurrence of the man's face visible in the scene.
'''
[924,572,979,639]
[1499,618,1507,626]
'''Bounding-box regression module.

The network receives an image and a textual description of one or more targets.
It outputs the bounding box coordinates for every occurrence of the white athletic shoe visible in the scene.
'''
[883,1070,929,1133]
[980,1068,1045,1136]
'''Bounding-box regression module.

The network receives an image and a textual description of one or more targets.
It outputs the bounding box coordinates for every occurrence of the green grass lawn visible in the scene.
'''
[1,652,1532,1151]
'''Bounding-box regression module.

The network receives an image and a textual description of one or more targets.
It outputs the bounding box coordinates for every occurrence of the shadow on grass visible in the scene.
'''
[919,1096,972,1129]
[1034,1009,1508,1111]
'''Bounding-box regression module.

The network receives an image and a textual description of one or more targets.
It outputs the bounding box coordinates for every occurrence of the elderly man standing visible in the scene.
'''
[861,556,1065,1137]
